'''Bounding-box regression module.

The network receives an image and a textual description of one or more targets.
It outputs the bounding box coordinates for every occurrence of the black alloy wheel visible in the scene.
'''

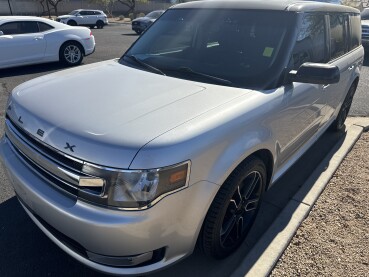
[201,156,266,259]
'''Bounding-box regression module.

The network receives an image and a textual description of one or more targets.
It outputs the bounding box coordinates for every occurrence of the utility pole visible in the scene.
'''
[7,0,13,15]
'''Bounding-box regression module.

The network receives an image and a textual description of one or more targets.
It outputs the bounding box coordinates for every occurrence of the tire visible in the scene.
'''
[67,20,77,26]
[200,156,267,259]
[59,42,83,66]
[330,83,357,132]
[96,20,104,29]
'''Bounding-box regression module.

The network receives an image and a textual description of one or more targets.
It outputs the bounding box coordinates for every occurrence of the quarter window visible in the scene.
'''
[349,14,361,50]
[38,22,54,32]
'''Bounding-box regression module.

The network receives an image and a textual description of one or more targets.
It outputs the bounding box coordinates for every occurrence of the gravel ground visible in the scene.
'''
[271,131,369,277]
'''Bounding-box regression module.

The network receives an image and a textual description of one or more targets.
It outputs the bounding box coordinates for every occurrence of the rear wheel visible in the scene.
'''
[330,83,357,132]
[59,42,83,66]
[200,156,266,259]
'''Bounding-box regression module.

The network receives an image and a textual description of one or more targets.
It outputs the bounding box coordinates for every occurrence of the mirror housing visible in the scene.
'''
[288,63,340,85]
[0,31,3,36]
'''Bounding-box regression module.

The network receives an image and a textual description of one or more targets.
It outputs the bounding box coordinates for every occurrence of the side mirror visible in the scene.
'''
[0,31,4,36]
[288,63,340,85]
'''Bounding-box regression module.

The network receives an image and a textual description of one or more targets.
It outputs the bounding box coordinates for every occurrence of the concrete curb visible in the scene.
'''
[231,117,369,277]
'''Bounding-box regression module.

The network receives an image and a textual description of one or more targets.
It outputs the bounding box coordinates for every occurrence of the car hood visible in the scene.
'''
[133,17,155,23]
[57,15,74,19]
[8,60,248,168]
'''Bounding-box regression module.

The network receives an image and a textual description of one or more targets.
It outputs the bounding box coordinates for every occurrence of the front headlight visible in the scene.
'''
[79,161,190,209]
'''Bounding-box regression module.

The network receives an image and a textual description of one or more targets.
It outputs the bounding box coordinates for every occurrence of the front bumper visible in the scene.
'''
[0,136,218,275]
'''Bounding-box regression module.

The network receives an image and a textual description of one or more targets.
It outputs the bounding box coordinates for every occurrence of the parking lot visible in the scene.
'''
[0,23,368,276]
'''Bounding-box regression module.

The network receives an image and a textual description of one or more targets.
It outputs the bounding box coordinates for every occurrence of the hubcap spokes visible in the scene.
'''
[220,171,262,248]
[64,45,81,63]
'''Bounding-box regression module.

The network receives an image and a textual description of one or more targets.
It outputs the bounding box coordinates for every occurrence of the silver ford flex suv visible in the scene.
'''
[0,0,364,275]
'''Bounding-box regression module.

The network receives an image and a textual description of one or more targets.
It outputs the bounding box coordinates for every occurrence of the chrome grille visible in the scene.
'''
[4,117,104,197]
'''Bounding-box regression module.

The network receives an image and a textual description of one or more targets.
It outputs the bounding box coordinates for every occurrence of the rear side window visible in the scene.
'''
[94,11,102,15]
[329,13,348,60]
[349,14,361,50]
[291,13,327,69]
[38,22,54,32]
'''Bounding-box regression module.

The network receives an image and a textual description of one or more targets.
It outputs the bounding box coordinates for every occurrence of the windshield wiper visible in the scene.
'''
[175,67,233,86]
[124,54,166,76]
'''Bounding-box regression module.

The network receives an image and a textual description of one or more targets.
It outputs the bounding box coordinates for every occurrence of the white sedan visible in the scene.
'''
[0,16,95,69]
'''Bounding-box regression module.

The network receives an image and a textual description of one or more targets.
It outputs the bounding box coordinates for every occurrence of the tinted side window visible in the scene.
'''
[291,14,327,70]
[94,11,102,15]
[80,11,88,15]
[20,21,39,34]
[38,22,54,32]
[329,14,348,60]
[0,21,39,34]
[349,14,361,50]
[0,22,20,35]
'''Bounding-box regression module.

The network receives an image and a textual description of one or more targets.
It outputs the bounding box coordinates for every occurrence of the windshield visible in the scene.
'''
[68,10,79,15]
[361,9,369,20]
[121,9,297,89]
[146,11,163,19]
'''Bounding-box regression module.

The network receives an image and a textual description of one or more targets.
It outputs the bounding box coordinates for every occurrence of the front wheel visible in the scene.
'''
[96,20,104,29]
[59,42,83,66]
[67,20,77,26]
[200,156,266,259]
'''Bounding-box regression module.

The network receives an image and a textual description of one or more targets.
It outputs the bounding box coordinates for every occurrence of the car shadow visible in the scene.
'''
[0,62,68,78]
[121,33,139,36]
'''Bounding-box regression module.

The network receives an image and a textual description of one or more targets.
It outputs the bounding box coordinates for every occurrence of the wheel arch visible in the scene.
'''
[250,149,274,191]
[59,40,85,60]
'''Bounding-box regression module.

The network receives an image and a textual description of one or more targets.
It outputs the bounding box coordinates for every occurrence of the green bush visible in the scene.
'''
[128,13,134,20]
[119,15,125,20]
[137,12,145,18]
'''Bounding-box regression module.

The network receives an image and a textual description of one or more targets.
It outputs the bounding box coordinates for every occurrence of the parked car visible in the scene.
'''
[0,1,364,275]
[56,9,108,29]
[0,16,95,69]
[132,10,164,34]
[361,8,369,49]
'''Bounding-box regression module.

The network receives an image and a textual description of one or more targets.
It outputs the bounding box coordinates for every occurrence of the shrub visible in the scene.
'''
[119,15,125,20]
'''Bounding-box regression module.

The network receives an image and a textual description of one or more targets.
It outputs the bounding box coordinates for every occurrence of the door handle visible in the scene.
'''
[34,36,43,40]
[348,65,354,71]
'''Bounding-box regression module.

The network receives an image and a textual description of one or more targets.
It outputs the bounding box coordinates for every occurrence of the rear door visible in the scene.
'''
[324,13,363,121]
[0,21,46,68]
